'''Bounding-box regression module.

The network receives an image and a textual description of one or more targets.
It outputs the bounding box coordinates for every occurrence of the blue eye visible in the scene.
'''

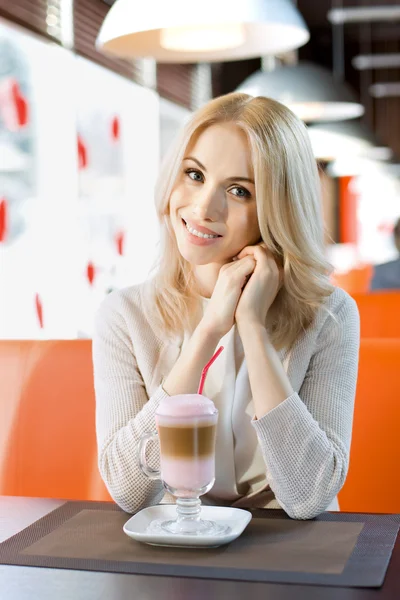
[230,186,251,199]
[185,168,203,182]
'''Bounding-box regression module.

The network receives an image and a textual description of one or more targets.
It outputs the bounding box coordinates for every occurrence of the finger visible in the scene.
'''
[236,255,256,270]
[223,255,255,274]
[263,256,281,283]
[236,244,269,261]
[236,246,254,260]
[241,248,270,271]
[233,256,256,278]
[257,241,269,252]
[265,258,283,289]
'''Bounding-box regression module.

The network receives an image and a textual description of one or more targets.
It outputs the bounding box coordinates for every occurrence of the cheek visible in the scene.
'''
[247,205,261,237]
[231,207,260,239]
[169,185,186,212]
[168,190,180,219]
[250,213,261,239]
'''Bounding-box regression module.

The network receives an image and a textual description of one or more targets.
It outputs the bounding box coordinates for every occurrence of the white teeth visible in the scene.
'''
[184,221,219,239]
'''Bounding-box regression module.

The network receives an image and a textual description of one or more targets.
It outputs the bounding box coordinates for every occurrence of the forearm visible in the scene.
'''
[252,395,349,519]
[238,322,293,419]
[237,294,358,519]
[96,382,169,513]
[237,322,341,519]
[162,323,221,396]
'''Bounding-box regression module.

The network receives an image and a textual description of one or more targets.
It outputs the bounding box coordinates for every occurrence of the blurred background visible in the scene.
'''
[1,0,400,339]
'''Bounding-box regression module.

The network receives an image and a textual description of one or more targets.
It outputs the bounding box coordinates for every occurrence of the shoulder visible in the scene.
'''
[94,281,151,334]
[314,286,360,346]
[324,286,358,319]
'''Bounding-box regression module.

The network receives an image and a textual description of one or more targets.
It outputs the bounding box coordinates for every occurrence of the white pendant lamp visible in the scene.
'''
[307,121,392,162]
[236,61,364,122]
[96,0,310,63]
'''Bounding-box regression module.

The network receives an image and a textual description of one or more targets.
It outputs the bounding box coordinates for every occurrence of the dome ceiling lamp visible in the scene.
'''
[236,61,364,122]
[96,0,310,63]
[326,156,393,178]
[307,120,393,163]
[235,0,364,122]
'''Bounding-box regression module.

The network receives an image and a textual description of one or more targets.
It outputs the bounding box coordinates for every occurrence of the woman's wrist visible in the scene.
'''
[236,319,266,338]
[162,322,220,396]
[196,318,224,344]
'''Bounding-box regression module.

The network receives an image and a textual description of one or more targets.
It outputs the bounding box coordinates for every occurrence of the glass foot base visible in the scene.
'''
[161,518,230,536]
[145,497,231,537]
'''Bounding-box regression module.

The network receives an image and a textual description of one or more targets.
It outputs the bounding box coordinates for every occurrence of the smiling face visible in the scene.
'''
[169,122,261,268]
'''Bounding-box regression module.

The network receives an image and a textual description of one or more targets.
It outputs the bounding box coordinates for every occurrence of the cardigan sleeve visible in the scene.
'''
[251,293,360,519]
[92,292,168,514]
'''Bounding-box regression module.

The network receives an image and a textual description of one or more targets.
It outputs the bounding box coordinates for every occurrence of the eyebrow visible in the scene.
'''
[183,156,255,185]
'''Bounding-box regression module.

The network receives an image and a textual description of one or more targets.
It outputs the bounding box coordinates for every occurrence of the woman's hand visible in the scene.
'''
[199,256,256,339]
[235,244,282,329]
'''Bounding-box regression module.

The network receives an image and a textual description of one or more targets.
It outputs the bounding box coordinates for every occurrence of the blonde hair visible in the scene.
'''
[146,92,334,350]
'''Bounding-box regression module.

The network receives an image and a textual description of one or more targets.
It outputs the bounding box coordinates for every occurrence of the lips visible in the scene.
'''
[181,218,222,246]
[182,218,222,237]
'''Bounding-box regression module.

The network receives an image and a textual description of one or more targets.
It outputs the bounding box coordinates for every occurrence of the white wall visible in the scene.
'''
[0,19,160,338]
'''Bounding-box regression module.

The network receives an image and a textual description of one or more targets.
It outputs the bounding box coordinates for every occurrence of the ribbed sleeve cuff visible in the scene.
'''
[251,392,311,445]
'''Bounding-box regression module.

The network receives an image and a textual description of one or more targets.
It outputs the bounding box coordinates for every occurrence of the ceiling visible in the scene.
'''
[296,0,400,159]
[216,0,400,161]
[102,0,400,160]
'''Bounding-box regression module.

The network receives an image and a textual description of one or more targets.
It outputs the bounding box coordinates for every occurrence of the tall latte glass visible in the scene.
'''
[139,394,228,536]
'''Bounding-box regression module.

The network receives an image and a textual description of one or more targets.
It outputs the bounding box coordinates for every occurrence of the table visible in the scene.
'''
[0,496,399,600]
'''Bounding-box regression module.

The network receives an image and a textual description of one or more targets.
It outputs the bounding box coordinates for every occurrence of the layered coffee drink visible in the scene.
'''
[139,346,228,536]
[155,394,218,496]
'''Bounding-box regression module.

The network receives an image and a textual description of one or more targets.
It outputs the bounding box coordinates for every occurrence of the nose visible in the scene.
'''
[191,184,226,222]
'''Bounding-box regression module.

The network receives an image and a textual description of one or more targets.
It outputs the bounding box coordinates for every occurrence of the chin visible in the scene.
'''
[178,249,216,266]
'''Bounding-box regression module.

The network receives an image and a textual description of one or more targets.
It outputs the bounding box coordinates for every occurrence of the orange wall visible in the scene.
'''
[339,176,359,244]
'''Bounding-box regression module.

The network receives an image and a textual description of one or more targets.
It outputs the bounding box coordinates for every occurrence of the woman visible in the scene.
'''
[93,93,360,520]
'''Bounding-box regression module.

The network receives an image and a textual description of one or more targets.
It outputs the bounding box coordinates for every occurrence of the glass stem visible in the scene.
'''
[175,497,202,523]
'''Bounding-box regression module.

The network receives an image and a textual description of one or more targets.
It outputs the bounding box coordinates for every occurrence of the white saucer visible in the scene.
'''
[123,504,252,548]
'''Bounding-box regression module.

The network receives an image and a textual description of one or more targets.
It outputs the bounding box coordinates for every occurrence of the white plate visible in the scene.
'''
[123,504,252,548]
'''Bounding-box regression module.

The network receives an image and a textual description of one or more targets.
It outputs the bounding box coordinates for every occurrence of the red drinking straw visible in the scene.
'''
[197,346,224,395]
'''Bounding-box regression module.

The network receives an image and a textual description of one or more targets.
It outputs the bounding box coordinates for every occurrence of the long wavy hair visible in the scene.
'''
[145,92,334,350]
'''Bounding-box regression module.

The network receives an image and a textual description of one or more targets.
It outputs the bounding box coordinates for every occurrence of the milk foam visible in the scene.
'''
[157,394,216,418]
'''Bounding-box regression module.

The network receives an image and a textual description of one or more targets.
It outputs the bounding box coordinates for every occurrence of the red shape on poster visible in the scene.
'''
[77,135,88,169]
[35,294,44,329]
[115,230,125,256]
[111,116,120,141]
[0,198,8,242]
[11,81,29,127]
[86,261,96,286]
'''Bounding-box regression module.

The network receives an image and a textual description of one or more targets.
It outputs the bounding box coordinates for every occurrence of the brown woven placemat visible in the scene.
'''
[0,501,398,587]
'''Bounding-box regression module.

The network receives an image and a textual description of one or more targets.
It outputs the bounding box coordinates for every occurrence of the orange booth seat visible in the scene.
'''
[351,292,400,338]
[338,338,400,513]
[0,338,399,513]
[0,340,112,502]
[331,264,373,295]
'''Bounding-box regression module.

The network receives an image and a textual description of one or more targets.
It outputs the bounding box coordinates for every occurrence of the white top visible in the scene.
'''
[93,281,360,519]
[182,298,268,503]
